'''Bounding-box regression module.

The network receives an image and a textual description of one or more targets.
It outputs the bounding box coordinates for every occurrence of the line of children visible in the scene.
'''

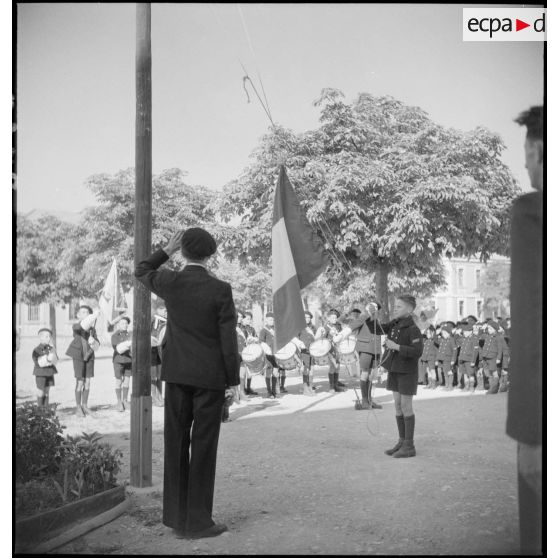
[419,315,511,394]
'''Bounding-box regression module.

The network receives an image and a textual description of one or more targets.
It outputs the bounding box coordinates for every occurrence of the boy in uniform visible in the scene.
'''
[364,295,423,458]
[420,325,439,389]
[497,322,511,393]
[317,308,350,393]
[241,312,258,396]
[457,324,480,391]
[435,324,458,390]
[150,303,167,407]
[479,319,505,394]
[111,316,132,411]
[65,305,100,417]
[298,311,317,396]
[348,305,383,408]
[260,312,279,398]
[32,328,58,408]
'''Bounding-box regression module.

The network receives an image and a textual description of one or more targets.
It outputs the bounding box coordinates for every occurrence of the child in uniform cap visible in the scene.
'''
[32,328,59,408]
[435,324,458,390]
[479,319,506,394]
[241,312,258,395]
[235,310,250,400]
[420,326,439,389]
[496,321,511,392]
[457,324,480,391]
[317,308,350,393]
[298,311,317,396]
[111,316,132,411]
[260,312,279,398]
[65,305,100,417]
[150,302,167,407]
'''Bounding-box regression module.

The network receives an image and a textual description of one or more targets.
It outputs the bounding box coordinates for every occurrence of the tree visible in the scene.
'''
[479,261,510,318]
[78,168,216,294]
[16,213,83,342]
[217,89,520,319]
[211,257,272,314]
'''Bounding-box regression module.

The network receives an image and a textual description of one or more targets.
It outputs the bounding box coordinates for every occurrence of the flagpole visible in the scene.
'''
[130,2,152,488]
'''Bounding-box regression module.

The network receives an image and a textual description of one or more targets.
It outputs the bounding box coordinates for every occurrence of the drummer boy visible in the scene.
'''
[260,312,279,398]
[316,309,351,393]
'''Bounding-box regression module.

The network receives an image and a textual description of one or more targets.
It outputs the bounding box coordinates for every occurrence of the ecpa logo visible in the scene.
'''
[463,8,546,42]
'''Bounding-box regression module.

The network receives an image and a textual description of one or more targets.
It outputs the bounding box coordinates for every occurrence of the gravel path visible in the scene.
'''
[48,384,519,555]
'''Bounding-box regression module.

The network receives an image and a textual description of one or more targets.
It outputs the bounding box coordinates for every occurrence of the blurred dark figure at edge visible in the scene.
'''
[506,106,543,556]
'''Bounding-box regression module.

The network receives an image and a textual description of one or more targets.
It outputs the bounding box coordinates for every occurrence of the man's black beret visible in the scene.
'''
[181,227,217,259]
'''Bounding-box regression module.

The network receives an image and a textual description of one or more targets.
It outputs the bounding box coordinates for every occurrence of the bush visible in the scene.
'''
[15,403,65,483]
[15,428,124,517]
[53,432,123,503]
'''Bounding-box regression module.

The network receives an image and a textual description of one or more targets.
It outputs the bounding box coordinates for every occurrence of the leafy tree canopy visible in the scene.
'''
[217,88,520,315]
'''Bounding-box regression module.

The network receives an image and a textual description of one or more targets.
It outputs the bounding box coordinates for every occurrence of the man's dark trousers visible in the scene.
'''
[163,382,225,533]
[518,468,542,555]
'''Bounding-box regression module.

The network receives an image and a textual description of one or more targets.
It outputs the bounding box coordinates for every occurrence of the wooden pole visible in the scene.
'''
[131,2,152,488]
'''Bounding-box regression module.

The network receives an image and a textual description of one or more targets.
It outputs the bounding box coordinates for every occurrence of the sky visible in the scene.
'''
[16,3,544,214]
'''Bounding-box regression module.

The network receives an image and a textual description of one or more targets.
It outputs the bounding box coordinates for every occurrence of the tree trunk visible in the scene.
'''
[49,303,57,348]
[375,261,390,322]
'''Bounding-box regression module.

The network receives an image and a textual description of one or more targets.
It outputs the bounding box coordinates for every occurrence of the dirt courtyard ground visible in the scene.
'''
[15,344,521,555]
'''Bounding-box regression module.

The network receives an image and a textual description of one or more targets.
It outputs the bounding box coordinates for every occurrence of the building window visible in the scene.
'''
[477,300,483,318]
[458,300,464,318]
[27,305,40,322]
[458,268,464,288]
[475,269,481,290]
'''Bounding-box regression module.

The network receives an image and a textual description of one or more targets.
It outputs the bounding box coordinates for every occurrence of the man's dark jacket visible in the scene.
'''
[507,191,543,446]
[366,315,423,374]
[135,249,240,390]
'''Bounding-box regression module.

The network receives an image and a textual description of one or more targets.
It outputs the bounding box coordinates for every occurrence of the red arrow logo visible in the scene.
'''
[516,19,530,31]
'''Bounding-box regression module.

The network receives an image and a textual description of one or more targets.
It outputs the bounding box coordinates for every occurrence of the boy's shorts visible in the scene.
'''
[73,359,94,379]
[387,371,418,396]
[35,375,55,389]
[114,362,132,379]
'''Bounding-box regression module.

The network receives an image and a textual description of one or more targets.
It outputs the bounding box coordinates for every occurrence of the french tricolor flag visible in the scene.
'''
[272,165,329,351]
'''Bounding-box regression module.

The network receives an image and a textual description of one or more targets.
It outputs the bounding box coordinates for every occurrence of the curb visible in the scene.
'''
[30,498,131,554]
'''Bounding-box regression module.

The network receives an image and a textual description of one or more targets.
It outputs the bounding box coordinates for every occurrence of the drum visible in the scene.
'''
[274,342,301,372]
[336,335,358,365]
[241,343,267,377]
[309,338,333,367]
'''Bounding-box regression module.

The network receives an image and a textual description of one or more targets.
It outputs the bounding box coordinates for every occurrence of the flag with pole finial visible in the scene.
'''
[272,165,328,351]
[99,258,128,328]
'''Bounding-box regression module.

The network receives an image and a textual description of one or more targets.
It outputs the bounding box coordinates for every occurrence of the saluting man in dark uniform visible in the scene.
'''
[348,306,383,409]
[365,295,423,458]
[135,228,240,540]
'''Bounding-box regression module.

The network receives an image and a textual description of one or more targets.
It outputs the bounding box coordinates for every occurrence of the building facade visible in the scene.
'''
[433,256,510,322]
